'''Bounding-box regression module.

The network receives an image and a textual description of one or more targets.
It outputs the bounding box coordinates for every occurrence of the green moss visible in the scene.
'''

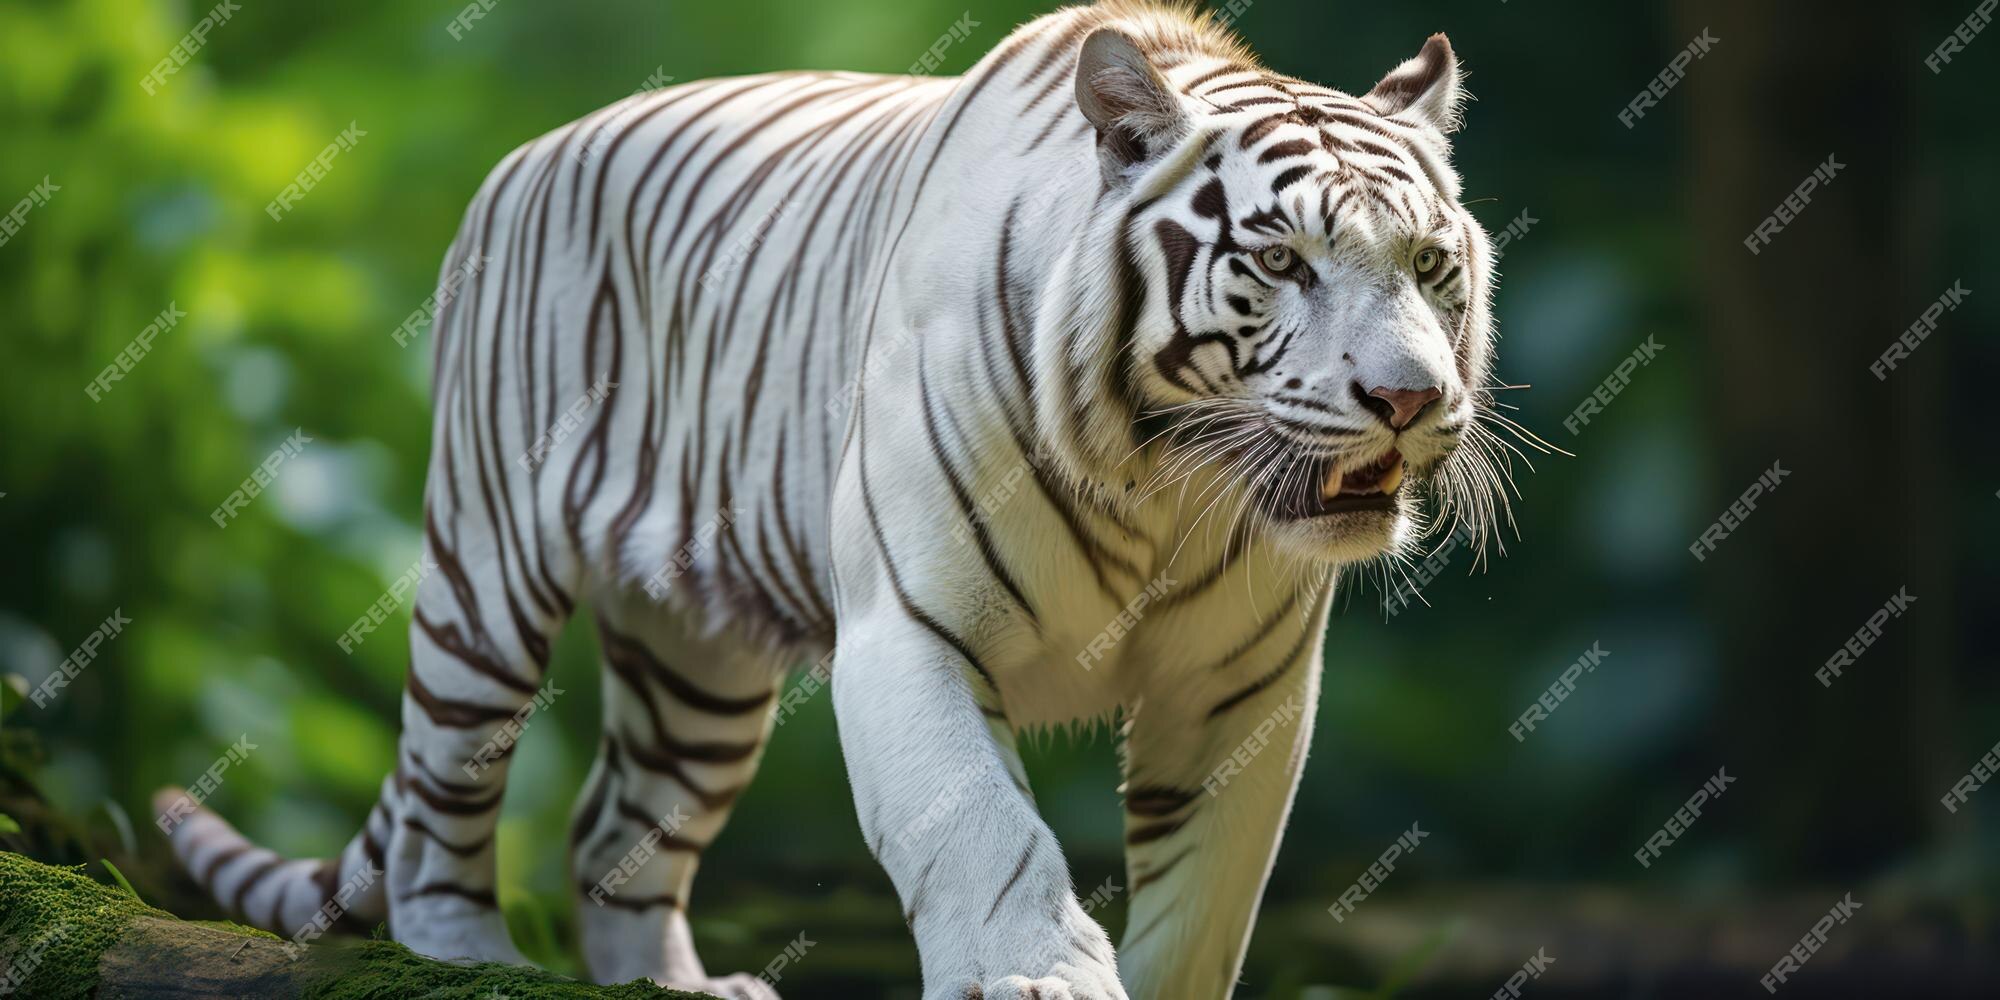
[0,851,712,999]
[0,850,170,1000]
[299,939,710,1000]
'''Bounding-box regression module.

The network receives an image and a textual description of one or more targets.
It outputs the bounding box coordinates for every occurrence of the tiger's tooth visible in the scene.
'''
[1321,465,1344,499]
[1380,462,1404,494]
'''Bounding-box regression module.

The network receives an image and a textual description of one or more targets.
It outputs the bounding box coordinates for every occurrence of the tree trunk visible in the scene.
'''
[1678,0,1954,877]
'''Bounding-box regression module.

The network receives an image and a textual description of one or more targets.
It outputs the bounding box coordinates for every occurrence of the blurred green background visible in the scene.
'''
[2,0,1996,996]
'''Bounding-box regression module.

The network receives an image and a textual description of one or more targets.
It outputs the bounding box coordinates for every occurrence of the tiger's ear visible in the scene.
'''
[1364,34,1465,134]
[1076,27,1190,176]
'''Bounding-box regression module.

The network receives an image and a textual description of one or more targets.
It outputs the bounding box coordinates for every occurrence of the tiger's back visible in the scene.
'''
[429,69,968,646]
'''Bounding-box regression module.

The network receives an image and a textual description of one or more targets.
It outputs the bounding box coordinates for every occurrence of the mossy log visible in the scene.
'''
[0,852,719,1000]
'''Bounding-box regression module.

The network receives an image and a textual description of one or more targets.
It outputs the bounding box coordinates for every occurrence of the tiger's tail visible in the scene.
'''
[152,775,392,942]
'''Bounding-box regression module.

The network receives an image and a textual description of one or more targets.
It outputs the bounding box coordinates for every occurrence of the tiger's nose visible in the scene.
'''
[1360,384,1443,430]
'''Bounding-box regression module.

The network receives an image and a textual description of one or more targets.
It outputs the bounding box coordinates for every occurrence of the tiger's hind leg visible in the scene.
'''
[568,587,787,998]
[384,514,575,965]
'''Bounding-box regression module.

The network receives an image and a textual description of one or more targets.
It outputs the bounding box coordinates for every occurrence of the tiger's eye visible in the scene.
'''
[1258,245,1295,273]
[1414,248,1441,276]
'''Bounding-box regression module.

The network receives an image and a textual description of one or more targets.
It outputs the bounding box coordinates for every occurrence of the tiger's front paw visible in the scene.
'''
[985,964,1128,1000]
[919,880,1129,1000]
[934,962,1128,1000]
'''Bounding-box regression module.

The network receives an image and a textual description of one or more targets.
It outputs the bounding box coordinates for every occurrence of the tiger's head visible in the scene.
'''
[1063,20,1501,567]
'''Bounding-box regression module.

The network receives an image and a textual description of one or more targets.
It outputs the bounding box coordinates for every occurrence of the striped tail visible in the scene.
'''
[153,776,392,942]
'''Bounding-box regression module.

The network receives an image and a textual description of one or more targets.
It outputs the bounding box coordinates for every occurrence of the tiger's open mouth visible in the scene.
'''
[1265,448,1405,520]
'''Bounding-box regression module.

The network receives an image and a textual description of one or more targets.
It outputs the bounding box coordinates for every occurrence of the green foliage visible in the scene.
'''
[0,675,25,719]
[1362,921,1459,1000]
[97,858,141,902]
[502,891,566,970]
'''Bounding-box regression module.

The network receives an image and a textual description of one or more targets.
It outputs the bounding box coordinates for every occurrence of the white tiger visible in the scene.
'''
[157,2,1500,997]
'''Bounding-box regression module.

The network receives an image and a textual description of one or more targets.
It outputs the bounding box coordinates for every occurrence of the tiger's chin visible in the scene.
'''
[1263,501,1410,564]
[1256,448,1415,564]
